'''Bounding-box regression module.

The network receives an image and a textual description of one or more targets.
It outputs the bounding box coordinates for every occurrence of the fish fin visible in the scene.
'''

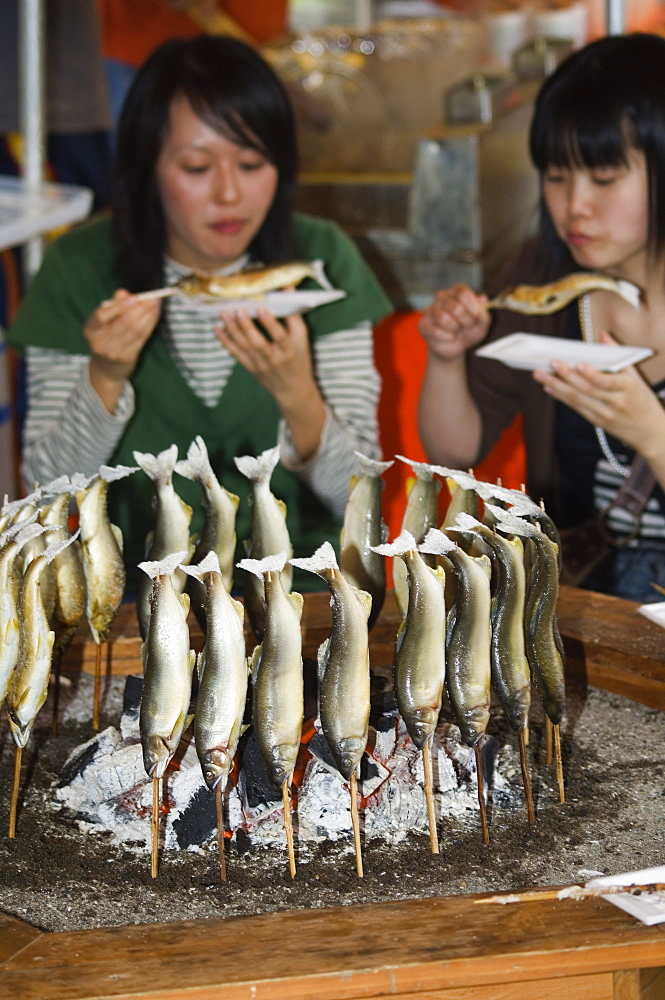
[226,489,240,511]
[395,616,406,653]
[317,637,330,681]
[177,591,191,616]
[287,591,304,620]
[231,595,245,624]
[351,586,373,620]
[110,522,124,553]
[250,643,263,683]
[168,709,189,745]
[184,712,195,733]
[275,496,288,519]
[196,649,206,681]
[187,648,197,677]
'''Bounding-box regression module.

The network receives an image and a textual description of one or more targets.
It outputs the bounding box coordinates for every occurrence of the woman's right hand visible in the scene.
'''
[419,284,491,363]
[85,290,161,412]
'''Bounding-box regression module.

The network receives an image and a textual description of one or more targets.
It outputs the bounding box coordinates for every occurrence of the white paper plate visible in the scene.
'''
[475,332,653,372]
[587,867,665,925]
[172,288,346,317]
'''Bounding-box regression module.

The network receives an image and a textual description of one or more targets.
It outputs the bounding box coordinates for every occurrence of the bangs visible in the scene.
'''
[530,105,635,173]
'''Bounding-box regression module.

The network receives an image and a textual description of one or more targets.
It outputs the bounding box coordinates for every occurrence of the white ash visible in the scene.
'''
[55,677,526,851]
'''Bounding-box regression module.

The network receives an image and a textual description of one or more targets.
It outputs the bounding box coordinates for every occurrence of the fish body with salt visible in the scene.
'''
[340,452,393,630]
[176,259,332,299]
[77,466,134,645]
[373,531,448,749]
[181,552,248,791]
[393,457,442,618]
[176,436,239,627]
[139,551,196,780]
[235,446,292,641]
[240,553,304,788]
[0,522,46,710]
[40,480,88,653]
[292,542,371,781]
[6,535,77,748]
[488,272,641,314]
[134,446,193,640]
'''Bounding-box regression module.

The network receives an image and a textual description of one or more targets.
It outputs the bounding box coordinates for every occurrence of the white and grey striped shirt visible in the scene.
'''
[20,257,381,517]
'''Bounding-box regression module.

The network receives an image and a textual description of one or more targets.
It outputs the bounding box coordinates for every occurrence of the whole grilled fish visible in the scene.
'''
[455,512,531,733]
[292,542,371,781]
[240,553,304,788]
[235,446,292,641]
[6,534,77,748]
[39,481,87,653]
[176,259,332,299]
[373,531,447,750]
[77,466,134,645]
[135,446,194,640]
[139,551,196,780]
[488,506,566,727]
[180,551,248,791]
[393,457,442,618]
[424,527,492,748]
[176,436,239,628]
[340,452,393,630]
[488,272,640,315]
[0,521,47,710]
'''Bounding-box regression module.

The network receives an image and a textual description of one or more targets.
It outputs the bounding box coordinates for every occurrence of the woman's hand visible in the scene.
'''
[216,308,327,461]
[419,284,491,364]
[85,290,161,412]
[532,331,665,461]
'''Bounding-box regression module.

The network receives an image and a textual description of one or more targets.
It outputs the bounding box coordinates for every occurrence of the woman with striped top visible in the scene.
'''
[7,36,391,591]
[417,34,665,601]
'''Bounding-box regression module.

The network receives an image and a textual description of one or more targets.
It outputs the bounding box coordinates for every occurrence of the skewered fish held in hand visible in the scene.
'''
[488,272,641,315]
[135,259,333,301]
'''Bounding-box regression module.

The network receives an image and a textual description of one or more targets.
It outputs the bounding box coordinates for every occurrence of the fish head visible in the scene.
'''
[142,735,172,780]
[459,706,491,748]
[333,736,366,780]
[268,744,299,786]
[200,747,234,790]
[407,709,438,749]
[6,709,32,749]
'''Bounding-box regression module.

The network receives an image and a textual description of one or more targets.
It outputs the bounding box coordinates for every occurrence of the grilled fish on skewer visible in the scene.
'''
[487,272,640,314]
[176,436,239,628]
[77,465,134,645]
[0,522,46,711]
[132,259,333,302]
[239,553,304,789]
[40,481,87,655]
[393,457,442,618]
[6,534,78,748]
[235,446,292,641]
[180,552,247,793]
[291,542,371,782]
[139,551,196,781]
[135,446,193,640]
[340,452,393,630]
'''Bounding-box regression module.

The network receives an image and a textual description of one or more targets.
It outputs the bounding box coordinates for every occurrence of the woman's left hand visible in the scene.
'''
[216,308,327,460]
[532,330,665,459]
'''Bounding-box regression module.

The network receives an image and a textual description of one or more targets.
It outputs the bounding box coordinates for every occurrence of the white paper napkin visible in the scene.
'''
[587,867,665,925]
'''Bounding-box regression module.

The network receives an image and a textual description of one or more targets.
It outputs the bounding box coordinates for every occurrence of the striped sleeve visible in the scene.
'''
[20,346,135,489]
[278,323,381,516]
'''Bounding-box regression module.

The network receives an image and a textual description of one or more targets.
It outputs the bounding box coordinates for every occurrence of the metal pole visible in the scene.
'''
[606,0,625,36]
[19,0,46,279]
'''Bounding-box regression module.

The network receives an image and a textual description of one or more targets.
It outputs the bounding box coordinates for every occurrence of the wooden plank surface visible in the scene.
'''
[60,587,665,711]
[0,912,42,964]
[1,892,664,1000]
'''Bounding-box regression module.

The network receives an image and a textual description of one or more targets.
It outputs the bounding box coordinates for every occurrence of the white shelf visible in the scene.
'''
[0,175,93,252]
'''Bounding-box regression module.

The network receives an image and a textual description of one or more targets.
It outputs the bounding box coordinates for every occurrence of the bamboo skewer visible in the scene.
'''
[545,716,554,766]
[476,882,665,905]
[215,784,227,883]
[151,775,160,879]
[474,742,490,846]
[8,746,22,838]
[349,773,364,878]
[553,723,565,802]
[92,641,103,731]
[51,648,62,737]
[518,728,536,824]
[649,581,665,596]
[422,740,439,854]
[282,782,296,878]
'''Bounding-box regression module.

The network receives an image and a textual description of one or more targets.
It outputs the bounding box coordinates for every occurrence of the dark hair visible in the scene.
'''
[529,33,665,263]
[111,35,298,291]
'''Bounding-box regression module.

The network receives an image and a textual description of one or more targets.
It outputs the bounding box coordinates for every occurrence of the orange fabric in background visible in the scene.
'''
[98,0,289,66]
[373,311,527,555]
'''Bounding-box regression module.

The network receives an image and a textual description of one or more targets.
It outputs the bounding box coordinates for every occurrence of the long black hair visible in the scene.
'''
[529,33,665,265]
[111,35,298,291]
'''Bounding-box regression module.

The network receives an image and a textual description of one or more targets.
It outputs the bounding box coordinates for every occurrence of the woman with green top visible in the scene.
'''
[8,35,391,589]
